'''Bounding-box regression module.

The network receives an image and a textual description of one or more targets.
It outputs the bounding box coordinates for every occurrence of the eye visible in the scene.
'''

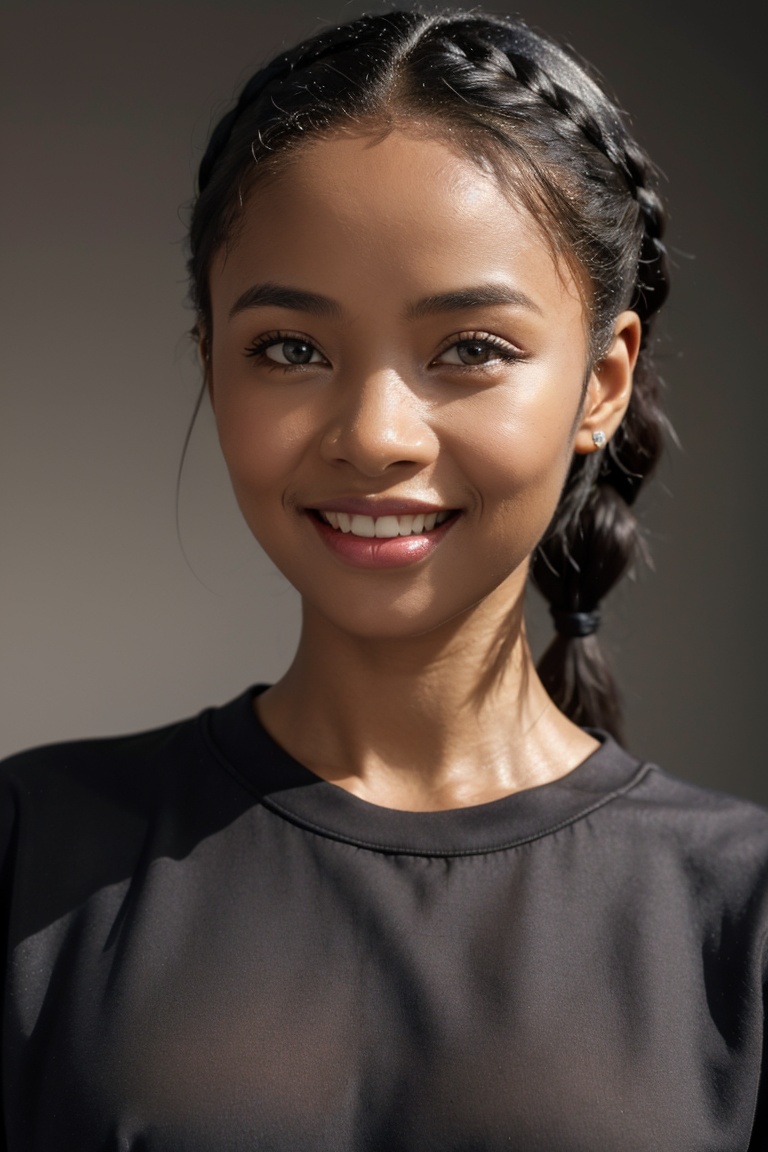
[244,332,326,367]
[266,338,322,365]
[433,333,525,368]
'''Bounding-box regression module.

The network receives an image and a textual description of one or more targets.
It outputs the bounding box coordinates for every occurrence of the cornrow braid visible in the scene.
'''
[187,7,671,741]
[197,12,423,196]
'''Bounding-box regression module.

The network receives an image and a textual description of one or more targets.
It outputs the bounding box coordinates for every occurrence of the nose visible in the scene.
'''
[319,369,437,477]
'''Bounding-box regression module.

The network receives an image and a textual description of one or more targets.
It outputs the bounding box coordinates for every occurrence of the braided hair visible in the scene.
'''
[187,8,670,741]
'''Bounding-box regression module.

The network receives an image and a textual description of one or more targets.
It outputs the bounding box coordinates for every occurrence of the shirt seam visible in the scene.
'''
[264,764,654,856]
[198,711,654,858]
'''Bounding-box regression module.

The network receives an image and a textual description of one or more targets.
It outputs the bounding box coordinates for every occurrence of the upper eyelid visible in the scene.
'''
[434,330,523,351]
[246,329,320,346]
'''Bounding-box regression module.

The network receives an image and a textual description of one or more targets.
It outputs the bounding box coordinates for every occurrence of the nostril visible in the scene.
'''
[318,415,437,476]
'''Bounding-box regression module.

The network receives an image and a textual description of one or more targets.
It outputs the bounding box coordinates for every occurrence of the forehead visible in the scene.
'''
[284,127,508,228]
[212,128,584,319]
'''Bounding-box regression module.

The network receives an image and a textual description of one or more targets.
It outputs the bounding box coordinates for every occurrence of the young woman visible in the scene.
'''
[2,7,766,1149]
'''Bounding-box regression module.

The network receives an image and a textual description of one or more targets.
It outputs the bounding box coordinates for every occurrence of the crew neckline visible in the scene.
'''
[200,685,651,857]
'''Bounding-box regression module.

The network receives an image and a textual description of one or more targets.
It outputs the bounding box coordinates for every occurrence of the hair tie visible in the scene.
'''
[551,608,601,638]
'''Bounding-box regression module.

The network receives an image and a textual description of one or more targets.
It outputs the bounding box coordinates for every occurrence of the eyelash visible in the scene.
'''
[242,330,526,370]
[243,331,325,370]
[431,331,526,367]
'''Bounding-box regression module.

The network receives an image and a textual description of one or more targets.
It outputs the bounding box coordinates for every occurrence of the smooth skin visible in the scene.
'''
[205,126,641,811]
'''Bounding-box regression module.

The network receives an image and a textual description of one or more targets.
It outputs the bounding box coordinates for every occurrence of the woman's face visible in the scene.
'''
[206,128,623,641]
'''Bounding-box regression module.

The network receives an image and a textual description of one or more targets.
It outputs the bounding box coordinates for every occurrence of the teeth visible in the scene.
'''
[319,510,453,537]
[350,514,376,537]
[375,516,401,538]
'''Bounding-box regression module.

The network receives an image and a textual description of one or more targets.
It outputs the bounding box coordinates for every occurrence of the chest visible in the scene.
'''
[5,832,761,1150]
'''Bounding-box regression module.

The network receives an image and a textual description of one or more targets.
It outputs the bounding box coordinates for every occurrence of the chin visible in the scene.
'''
[300,578,524,646]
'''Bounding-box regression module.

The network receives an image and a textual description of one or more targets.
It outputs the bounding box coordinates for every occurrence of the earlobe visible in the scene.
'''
[573,310,642,455]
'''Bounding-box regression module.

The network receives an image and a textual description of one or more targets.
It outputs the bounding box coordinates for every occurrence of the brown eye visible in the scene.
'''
[265,339,320,365]
[454,340,494,365]
[434,335,523,368]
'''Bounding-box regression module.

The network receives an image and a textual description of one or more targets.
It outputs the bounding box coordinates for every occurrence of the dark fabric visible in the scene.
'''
[1,685,767,1150]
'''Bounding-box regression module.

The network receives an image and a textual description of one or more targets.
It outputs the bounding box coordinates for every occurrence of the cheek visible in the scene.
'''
[212,391,307,521]
[451,373,581,528]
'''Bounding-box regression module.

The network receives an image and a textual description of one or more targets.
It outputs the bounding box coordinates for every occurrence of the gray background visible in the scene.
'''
[2,0,766,801]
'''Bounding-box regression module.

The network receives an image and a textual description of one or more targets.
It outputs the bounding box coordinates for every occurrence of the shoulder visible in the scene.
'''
[0,699,259,939]
[582,733,768,858]
[0,687,267,850]
[0,685,268,823]
[0,696,259,871]
[613,756,768,911]
[629,759,768,845]
[0,716,209,883]
[0,713,201,817]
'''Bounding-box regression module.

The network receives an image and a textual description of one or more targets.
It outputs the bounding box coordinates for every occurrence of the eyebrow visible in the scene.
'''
[228,280,542,321]
[229,282,343,320]
[405,284,543,319]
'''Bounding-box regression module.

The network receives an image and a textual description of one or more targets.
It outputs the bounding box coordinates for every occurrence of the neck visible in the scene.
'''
[257,585,598,811]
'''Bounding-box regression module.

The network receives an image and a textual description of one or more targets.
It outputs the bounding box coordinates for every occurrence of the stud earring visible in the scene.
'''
[592,430,607,449]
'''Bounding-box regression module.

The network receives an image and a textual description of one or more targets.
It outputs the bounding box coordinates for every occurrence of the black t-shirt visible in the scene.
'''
[2,686,767,1150]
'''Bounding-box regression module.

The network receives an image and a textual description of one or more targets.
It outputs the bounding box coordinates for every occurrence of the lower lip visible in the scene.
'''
[308,513,459,569]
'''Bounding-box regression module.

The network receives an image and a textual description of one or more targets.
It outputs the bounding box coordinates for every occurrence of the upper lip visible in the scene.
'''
[308,497,456,517]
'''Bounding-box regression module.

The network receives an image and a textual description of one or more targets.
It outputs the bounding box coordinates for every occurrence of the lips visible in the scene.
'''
[306,503,460,569]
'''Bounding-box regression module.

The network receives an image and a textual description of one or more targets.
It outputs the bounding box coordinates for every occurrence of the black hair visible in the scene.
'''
[187,7,670,741]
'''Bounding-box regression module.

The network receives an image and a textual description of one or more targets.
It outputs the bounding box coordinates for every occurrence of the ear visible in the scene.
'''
[197,329,214,410]
[573,311,642,455]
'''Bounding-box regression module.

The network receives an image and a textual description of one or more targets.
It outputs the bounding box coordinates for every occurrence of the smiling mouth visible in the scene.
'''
[312,510,456,538]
